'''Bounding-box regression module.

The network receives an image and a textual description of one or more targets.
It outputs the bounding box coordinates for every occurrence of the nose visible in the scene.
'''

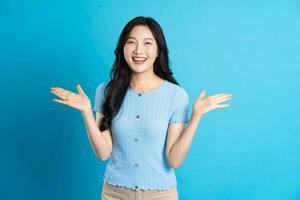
[133,43,143,54]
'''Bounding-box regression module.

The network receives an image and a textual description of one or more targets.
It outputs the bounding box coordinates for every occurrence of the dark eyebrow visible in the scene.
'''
[144,38,154,41]
[127,37,154,41]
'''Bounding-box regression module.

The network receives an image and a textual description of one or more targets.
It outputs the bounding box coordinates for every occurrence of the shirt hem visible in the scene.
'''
[103,177,177,192]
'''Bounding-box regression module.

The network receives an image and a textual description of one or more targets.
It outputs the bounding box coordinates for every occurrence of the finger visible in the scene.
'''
[76,84,86,96]
[197,90,206,101]
[214,95,233,102]
[50,89,65,99]
[54,87,73,96]
[209,93,231,99]
[51,87,66,96]
[211,99,231,106]
[53,87,67,93]
[52,99,69,105]
[215,104,230,108]
[209,94,232,102]
[52,88,74,99]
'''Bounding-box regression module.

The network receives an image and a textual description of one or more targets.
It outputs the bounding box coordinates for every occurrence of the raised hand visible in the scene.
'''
[192,90,233,117]
[50,84,91,113]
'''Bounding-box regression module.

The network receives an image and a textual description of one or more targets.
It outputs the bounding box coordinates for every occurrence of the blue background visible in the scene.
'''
[1,0,299,199]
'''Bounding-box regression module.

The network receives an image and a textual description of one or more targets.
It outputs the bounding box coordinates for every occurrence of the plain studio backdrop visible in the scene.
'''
[0,0,299,199]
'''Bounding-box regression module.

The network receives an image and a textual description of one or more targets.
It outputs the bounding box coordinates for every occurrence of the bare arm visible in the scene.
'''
[50,84,113,161]
[166,91,233,168]
[81,109,113,161]
[166,114,201,168]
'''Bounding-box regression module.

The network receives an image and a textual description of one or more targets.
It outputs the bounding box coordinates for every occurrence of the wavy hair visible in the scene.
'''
[99,16,179,132]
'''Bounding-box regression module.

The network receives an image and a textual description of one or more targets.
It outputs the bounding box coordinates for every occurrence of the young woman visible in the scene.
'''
[50,16,233,200]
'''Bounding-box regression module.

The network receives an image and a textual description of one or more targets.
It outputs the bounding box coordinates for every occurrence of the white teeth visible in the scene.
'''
[132,57,147,61]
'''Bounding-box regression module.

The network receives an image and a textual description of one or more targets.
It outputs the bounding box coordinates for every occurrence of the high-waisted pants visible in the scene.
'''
[101,182,179,200]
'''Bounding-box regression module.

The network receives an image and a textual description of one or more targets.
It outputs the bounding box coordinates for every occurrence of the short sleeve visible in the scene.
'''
[92,82,107,113]
[169,88,189,124]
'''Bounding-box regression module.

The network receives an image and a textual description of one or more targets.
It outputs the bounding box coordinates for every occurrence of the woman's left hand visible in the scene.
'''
[192,90,233,117]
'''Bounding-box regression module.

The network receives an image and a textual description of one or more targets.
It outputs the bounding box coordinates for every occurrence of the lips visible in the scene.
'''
[132,57,147,65]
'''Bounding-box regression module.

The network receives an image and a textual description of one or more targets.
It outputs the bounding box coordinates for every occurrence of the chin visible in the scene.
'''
[129,65,152,73]
[131,69,148,74]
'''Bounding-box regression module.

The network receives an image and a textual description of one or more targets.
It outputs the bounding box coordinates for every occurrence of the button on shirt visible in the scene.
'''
[92,80,189,191]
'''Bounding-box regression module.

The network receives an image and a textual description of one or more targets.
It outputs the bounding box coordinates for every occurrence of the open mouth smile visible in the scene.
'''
[132,57,147,65]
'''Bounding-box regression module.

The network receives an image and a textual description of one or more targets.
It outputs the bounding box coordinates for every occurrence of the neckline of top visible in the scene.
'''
[129,80,167,94]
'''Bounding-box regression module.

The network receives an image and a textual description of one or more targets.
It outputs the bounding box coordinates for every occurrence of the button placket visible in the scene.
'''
[134,91,142,191]
[136,92,142,119]
[135,92,141,141]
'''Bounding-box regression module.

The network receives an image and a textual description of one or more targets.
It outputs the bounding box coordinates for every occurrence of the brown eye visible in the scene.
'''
[127,41,135,44]
[145,42,152,45]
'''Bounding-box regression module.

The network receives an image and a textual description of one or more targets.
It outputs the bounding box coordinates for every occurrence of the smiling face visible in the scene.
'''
[123,25,158,74]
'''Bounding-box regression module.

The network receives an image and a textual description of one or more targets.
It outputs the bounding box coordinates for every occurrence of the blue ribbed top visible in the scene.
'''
[92,80,189,191]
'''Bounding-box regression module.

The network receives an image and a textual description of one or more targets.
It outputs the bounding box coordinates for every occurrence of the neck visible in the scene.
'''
[130,71,163,91]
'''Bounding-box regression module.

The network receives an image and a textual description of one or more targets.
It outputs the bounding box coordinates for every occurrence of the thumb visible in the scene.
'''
[197,90,206,101]
[76,84,86,96]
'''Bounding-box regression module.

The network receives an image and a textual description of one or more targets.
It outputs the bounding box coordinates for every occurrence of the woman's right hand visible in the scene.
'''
[50,84,91,113]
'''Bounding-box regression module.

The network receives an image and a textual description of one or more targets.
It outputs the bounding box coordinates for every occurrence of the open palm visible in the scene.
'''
[50,84,91,112]
[192,90,233,117]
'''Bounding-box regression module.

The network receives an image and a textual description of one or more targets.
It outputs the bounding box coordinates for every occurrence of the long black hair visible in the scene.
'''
[99,16,179,132]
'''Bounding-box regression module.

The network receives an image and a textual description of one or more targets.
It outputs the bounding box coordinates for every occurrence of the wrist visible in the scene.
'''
[81,108,93,116]
[191,112,203,120]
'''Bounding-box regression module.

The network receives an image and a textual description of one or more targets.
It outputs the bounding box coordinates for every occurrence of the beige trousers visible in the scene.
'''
[101,182,179,200]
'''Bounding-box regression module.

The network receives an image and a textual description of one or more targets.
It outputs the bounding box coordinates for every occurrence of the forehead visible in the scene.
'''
[128,25,155,40]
